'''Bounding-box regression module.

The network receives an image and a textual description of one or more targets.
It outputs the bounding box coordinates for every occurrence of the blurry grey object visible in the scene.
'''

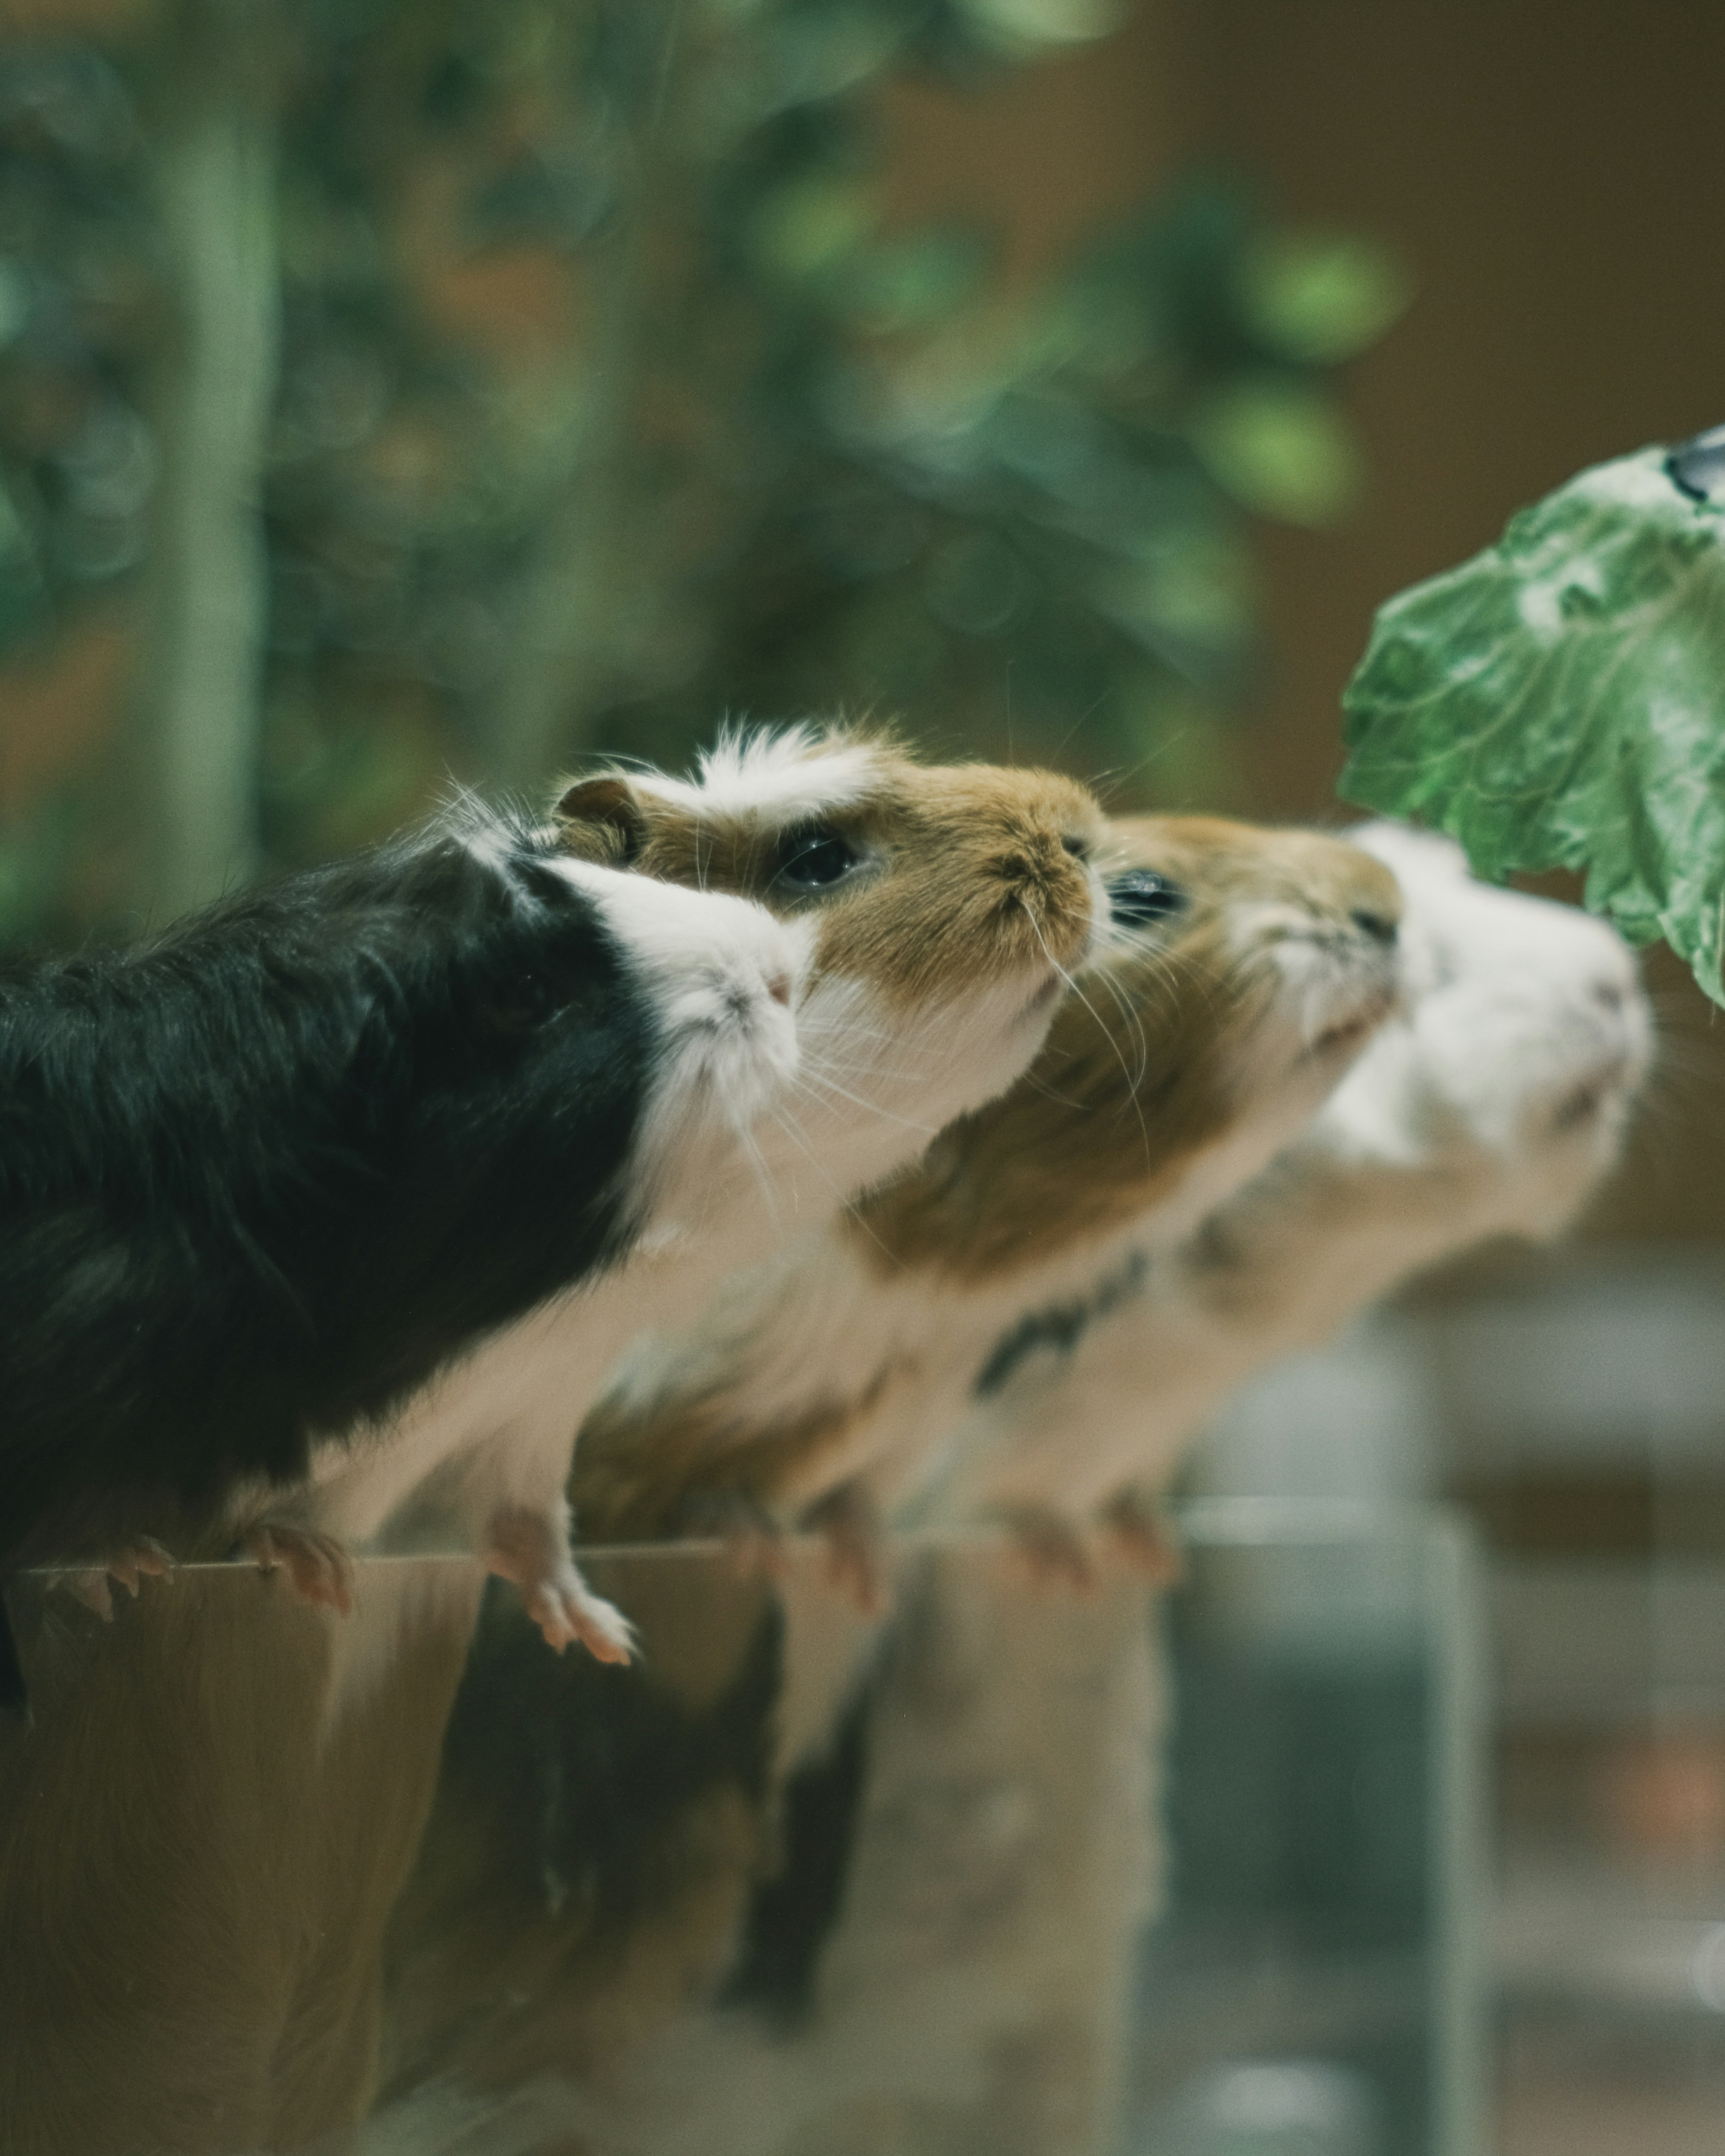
[1420,1246,1725,1473]
[0,1515,1485,2156]
[1137,2056,1382,2156]
[1191,1323,1443,1505]
[1183,1329,1445,1669]
[907,821,1650,1552]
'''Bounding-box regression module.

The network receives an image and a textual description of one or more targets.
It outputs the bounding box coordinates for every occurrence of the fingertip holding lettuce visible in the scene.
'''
[1340,433,1725,1005]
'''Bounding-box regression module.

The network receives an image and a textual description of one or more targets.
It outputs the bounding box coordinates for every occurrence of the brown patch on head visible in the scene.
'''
[853,815,1404,1283]
[554,728,1106,1008]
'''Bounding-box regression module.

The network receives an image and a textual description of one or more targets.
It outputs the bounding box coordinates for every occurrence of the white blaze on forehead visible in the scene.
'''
[629,727,886,824]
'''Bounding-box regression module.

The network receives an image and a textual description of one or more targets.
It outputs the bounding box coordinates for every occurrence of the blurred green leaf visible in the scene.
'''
[0,261,31,348]
[834,228,994,330]
[954,0,1128,52]
[1238,232,1413,365]
[1191,379,1364,527]
[749,176,878,281]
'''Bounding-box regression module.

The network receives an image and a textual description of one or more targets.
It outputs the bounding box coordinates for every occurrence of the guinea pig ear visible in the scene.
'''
[554,776,649,867]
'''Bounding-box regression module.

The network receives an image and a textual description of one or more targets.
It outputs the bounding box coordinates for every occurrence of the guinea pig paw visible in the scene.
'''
[675,1490,788,1583]
[485,1508,635,1666]
[55,1541,177,1621]
[801,1484,889,1617]
[107,1537,176,1594]
[242,1524,356,1616]
[522,1571,636,1666]
[1101,1491,1185,1589]
[997,1507,1102,1598]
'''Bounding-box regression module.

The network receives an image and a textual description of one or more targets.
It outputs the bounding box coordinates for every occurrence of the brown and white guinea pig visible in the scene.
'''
[568,813,1404,1599]
[551,724,1110,1216]
[281,728,1106,1663]
[913,821,1652,1575]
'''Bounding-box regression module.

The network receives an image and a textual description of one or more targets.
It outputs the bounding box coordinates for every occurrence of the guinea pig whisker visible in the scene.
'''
[1022,898,1153,1161]
[794,1065,941,1138]
[767,1102,871,1223]
[731,1117,785,1229]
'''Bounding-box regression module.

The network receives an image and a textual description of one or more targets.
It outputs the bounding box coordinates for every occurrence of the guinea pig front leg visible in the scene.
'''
[800,1479,889,1617]
[467,1431,635,1666]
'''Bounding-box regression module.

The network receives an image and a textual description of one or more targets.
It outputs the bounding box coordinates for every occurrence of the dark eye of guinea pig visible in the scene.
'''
[772,825,863,893]
[1108,869,1187,928]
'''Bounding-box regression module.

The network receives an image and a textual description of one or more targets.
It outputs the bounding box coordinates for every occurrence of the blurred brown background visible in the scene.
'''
[884,0,1725,1247]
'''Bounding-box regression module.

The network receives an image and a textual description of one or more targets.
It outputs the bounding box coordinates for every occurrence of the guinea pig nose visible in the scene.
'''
[766,971,792,1008]
[1108,870,1186,926]
[1351,908,1399,946]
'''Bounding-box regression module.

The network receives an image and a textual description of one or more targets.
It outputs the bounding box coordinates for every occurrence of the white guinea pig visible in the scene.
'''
[916,822,1653,1572]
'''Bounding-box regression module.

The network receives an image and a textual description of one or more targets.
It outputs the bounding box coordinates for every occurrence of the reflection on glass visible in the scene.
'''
[0,1505,1483,2156]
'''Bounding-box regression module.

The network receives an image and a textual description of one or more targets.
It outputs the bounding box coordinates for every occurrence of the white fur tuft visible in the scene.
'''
[629,724,887,826]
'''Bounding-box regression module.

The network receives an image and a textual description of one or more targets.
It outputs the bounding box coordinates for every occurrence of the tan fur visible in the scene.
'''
[854,817,1403,1282]
[568,815,1402,1546]
[555,728,1106,1004]
[576,1363,910,1546]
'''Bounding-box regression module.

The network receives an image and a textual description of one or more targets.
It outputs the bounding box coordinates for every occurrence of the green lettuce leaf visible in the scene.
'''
[1339,444,1725,1003]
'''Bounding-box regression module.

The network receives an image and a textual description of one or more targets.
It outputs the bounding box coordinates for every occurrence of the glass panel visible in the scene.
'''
[0,1504,1485,2156]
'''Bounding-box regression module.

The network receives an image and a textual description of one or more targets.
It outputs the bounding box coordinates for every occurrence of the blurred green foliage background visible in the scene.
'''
[0,0,1407,946]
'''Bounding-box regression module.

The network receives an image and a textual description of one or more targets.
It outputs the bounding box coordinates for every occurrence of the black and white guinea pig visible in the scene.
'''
[0,803,800,1705]
[568,813,1404,1601]
[280,727,1106,1661]
[918,820,1653,1575]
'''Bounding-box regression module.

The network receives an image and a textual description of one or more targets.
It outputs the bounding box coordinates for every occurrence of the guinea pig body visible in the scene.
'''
[923,821,1652,1552]
[570,815,1404,1580]
[288,728,1106,1655]
[0,805,800,1695]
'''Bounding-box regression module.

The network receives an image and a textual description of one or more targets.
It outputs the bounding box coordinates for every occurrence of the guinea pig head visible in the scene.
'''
[553,726,1108,1202]
[1349,822,1652,1237]
[853,813,1405,1282]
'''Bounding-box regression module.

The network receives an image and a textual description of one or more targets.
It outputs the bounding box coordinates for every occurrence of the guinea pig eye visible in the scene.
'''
[1108,869,1187,928]
[772,825,862,893]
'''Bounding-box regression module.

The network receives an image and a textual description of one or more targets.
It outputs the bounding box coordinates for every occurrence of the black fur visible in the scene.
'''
[0,808,659,1703]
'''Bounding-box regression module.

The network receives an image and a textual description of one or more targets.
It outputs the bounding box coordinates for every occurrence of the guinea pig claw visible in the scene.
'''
[802,1484,888,1617]
[676,1491,787,1582]
[999,1508,1101,1598]
[57,1540,177,1621]
[522,1574,636,1666]
[107,1538,175,1597]
[242,1524,356,1616]
[486,1509,634,1666]
[1101,1491,1185,1589]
